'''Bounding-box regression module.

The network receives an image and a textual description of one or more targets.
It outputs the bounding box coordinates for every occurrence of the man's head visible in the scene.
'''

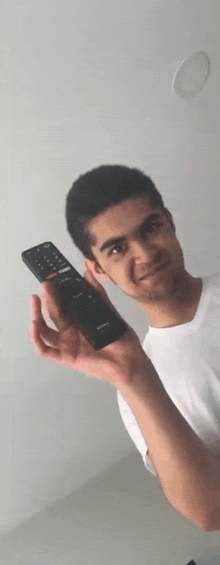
[65,165,190,318]
[66,164,165,257]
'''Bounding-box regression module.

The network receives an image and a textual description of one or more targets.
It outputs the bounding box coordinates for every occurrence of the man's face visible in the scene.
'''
[86,195,185,307]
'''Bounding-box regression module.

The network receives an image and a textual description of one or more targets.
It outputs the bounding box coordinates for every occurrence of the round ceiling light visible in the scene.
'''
[172,51,211,99]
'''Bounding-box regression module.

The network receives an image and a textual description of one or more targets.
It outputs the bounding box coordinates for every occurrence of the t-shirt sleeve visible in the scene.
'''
[116,389,156,476]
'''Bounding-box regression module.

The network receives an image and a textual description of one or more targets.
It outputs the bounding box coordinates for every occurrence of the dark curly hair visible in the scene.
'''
[65,164,165,261]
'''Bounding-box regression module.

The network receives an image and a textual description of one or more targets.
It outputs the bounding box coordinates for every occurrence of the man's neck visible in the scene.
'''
[148,277,203,329]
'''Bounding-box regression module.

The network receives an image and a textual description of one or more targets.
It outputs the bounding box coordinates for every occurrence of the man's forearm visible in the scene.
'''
[117,354,217,530]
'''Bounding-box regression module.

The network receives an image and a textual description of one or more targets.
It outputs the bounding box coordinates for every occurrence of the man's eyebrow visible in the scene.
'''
[99,212,161,254]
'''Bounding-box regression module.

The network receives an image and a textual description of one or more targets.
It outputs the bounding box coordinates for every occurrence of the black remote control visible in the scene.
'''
[22,241,129,350]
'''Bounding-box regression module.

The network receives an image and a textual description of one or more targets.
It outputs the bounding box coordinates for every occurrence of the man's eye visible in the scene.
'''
[109,243,126,256]
[108,223,161,256]
[148,222,161,232]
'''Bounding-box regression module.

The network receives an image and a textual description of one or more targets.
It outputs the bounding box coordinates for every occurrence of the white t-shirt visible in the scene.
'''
[117,272,220,476]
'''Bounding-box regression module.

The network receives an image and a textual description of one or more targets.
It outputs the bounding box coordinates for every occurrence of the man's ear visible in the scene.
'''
[83,258,112,283]
[163,207,176,233]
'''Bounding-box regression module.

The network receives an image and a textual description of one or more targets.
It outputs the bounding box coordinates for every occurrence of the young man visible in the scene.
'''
[30,165,220,531]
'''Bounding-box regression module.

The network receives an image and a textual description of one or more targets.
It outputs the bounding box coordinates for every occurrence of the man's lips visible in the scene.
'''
[139,261,168,280]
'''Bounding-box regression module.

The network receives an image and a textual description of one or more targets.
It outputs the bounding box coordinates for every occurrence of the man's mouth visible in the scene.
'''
[139,261,168,281]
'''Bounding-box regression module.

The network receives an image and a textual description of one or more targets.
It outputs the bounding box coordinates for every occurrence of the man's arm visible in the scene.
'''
[117,354,220,531]
[204,454,220,531]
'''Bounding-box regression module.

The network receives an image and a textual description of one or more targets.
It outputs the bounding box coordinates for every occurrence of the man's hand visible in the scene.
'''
[29,264,148,387]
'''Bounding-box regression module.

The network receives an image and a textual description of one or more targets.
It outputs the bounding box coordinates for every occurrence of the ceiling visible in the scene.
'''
[2,0,220,535]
